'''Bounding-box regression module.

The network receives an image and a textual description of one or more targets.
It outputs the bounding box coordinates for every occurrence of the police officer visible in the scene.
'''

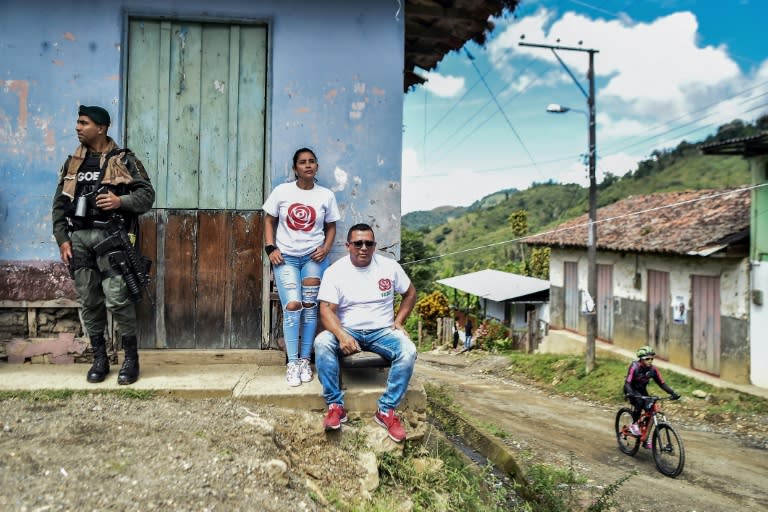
[52,105,155,385]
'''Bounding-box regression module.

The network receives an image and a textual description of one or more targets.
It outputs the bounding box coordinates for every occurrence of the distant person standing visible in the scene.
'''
[452,319,460,351]
[464,318,473,350]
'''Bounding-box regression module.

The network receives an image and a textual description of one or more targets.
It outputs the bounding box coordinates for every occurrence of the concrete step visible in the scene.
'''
[0,356,427,415]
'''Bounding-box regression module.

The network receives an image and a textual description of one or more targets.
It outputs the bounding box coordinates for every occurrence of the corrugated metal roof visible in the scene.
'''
[437,269,549,302]
[526,188,750,255]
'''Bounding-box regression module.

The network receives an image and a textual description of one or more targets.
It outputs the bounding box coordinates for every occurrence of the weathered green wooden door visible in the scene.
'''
[126,19,267,349]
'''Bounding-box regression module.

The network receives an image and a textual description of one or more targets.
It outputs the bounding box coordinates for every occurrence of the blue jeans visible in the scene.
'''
[464,335,472,350]
[273,253,329,362]
[314,327,417,413]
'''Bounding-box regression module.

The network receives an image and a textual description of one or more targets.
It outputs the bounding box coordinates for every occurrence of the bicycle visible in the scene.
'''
[615,396,685,477]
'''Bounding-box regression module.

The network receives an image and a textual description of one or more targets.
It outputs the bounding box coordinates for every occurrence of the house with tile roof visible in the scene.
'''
[527,188,751,385]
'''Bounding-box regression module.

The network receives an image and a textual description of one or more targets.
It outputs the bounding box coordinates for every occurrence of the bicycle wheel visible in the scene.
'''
[615,408,640,455]
[652,423,685,477]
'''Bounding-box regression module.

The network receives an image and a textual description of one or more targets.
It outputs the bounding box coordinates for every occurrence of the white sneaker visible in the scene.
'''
[628,423,641,436]
[299,358,313,383]
[286,362,301,387]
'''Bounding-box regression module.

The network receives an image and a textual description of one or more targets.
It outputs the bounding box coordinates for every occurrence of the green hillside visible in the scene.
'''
[402,119,760,284]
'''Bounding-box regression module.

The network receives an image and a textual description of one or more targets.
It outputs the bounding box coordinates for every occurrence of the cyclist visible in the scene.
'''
[624,346,680,444]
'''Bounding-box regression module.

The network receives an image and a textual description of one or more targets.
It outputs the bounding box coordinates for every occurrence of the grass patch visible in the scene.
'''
[481,421,510,439]
[0,388,157,402]
[526,454,588,512]
[0,389,81,401]
[499,351,768,418]
[371,434,514,512]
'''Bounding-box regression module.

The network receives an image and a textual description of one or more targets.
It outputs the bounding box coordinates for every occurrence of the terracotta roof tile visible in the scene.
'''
[526,188,750,255]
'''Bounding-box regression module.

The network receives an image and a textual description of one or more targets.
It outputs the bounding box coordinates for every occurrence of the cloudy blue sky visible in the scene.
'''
[401,0,768,213]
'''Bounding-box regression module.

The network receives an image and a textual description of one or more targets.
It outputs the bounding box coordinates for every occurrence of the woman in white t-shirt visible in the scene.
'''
[263,148,341,387]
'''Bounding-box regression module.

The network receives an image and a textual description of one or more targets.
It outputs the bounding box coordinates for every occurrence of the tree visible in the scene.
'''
[508,210,528,262]
[416,290,450,331]
[400,229,438,293]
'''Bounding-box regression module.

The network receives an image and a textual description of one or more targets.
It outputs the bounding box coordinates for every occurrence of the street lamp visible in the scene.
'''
[546,104,573,114]
[522,41,599,374]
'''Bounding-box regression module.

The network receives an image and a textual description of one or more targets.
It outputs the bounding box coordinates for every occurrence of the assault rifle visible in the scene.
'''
[93,214,152,303]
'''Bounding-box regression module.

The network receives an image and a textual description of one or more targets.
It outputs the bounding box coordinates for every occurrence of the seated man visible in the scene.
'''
[314,223,417,442]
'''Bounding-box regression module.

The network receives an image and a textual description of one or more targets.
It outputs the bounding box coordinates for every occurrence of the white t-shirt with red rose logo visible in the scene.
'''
[262,182,341,256]
[318,253,412,329]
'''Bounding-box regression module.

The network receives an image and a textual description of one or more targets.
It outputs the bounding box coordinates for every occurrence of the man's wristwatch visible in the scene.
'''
[265,244,278,256]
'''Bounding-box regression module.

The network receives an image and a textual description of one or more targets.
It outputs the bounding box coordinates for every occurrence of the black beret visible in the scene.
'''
[78,105,111,126]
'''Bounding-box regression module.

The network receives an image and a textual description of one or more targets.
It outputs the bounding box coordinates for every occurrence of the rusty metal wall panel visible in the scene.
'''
[597,264,613,341]
[564,261,579,330]
[647,270,670,358]
[692,275,721,374]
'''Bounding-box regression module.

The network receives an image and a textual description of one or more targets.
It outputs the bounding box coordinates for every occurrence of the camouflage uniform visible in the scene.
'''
[52,137,154,382]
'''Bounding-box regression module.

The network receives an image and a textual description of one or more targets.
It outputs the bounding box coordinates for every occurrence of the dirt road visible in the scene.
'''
[415,353,768,512]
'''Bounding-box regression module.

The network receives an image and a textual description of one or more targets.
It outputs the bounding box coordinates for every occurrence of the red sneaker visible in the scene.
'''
[374,409,406,442]
[323,404,347,431]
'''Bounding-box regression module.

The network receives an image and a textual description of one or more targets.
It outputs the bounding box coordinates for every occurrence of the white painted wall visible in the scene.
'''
[751,262,768,387]
[549,249,750,318]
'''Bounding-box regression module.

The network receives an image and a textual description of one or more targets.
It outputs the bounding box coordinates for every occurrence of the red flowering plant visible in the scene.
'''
[473,319,511,350]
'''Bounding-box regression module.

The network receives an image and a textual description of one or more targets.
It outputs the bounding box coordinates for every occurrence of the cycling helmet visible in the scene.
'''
[636,346,656,359]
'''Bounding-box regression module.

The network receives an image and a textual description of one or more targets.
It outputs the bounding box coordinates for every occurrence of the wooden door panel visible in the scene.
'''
[165,212,197,348]
[136,210,263,348]
[136,214,158,347]
[564,261,578,330]
[597,264,613,341]
[692,275,720,374]
[647,270,670,358]
[230,212,263,348]
[127,19,267,349]
[195,212,231,348]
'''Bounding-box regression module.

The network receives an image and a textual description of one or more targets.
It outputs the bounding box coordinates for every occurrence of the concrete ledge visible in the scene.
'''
[0,360,428,415]
[138,349,286,366]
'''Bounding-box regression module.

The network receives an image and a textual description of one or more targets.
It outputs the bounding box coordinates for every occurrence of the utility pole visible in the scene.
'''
[520,41,599,374]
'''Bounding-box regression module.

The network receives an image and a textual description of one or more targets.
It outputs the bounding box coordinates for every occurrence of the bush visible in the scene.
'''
[485,337,514,353]
[473,319,510,349]
[416,291,450,331]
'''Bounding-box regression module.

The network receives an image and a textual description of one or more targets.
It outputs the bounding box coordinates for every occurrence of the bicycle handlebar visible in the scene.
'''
[640,395,679,401]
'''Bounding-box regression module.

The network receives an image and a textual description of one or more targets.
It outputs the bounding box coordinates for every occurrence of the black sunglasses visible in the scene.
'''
[350,240,376,248]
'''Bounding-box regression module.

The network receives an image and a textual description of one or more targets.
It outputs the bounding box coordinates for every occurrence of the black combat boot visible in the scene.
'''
[117,335,140,385]
[87,334,110,383]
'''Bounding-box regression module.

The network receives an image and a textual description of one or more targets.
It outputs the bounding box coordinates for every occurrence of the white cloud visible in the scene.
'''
[490,9,749,118]
[402,147,531,212]
[423,71,465,98]
[599,152,639,177]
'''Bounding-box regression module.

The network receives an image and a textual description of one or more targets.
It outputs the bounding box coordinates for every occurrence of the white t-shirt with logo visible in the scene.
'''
[262,182,341,256]
[318,253,412,330]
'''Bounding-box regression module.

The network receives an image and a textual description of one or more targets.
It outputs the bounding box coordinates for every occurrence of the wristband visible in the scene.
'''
[265,245,278,256]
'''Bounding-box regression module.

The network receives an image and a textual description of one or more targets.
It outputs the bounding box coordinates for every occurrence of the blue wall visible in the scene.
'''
[0,0,405,261]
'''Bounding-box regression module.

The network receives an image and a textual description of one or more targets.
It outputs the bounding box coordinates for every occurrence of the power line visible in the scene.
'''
[463,47,543,177]
[414,99,768,177]
[602,81,768,156]
[424,70,490,137]
[428,59,547,167]
[401,183,767,266]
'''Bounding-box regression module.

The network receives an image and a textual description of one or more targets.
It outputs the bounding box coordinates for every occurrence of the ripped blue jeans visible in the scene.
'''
[273,253,329,362]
